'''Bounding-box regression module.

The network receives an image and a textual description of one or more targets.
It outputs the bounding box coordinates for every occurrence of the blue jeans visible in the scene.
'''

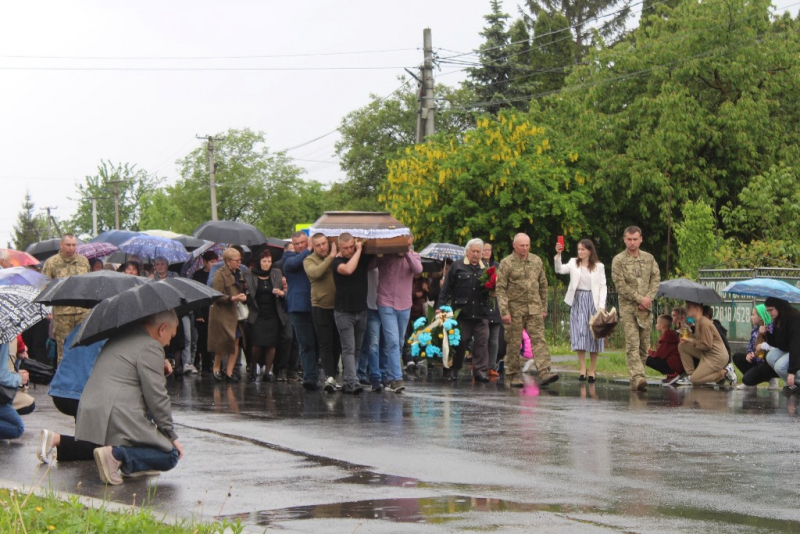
[378,306,411,382]
[290,312,318,385]
[357,309,382,383]
[767,348,796,381]
[112,446,179,475]
[0,403,24,440]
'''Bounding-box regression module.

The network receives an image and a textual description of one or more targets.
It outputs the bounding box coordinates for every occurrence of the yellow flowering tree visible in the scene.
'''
[381,110,591,254]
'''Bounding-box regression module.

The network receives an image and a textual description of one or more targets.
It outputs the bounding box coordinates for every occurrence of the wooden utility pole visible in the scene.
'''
[41,206,57,239]
[197,135,223,221]
[107,180,128,230]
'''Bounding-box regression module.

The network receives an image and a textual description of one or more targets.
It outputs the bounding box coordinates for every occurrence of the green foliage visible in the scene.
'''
[0,488,244,534]
[140,128,325,237]
[674,200,717,279]
[69,161,161,237]
[383,110,589,257]
[12,191,48,250]
[333,80,475,210]
[530,10,576,96]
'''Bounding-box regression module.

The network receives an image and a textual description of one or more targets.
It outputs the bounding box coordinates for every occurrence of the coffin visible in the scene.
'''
[309,212,410,255]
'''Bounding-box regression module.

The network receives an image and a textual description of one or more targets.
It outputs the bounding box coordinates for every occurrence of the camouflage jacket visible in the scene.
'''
[496,253,548,317]
[42,252,91,316]
[611,249,660,310]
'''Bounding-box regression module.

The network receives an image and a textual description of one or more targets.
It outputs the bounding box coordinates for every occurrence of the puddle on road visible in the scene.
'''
[224,495,577,526]
[334,471,422,487]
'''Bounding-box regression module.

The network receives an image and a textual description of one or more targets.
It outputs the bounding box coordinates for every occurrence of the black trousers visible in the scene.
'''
[51,396,99,462]
[195,318,212,372]
[733,351,778,386]
[312,307,341,378]
[273,319,298,373]
[646,356,674,376]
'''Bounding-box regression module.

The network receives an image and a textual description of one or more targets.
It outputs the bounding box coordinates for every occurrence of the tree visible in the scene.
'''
[674,200,717,279]
[525,0,632,59]
[140,128,325,237]
[333,80,475,210]
[69,161,161,237]
[12,191,47,250]
[382,110,590,258]
[529,10,576,96]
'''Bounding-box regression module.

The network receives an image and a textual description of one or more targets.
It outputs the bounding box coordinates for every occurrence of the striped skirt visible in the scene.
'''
[570,290,604,353]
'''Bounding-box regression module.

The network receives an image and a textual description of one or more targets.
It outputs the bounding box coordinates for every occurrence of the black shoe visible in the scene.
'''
[449,370,460,382]
[371,381,384,393]
[213,371,224,381]
[587,375,596,383]
[302,381,319,391]
[287,371,302,382]
[226,373,240,383]
[474,372,490,384]
[359,378,371,386]
[277,369,288,382]
[247,372,257,382]
[578,374,586,381]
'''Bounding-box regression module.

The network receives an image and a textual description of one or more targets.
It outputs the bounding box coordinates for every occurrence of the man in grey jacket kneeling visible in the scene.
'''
[76,310,183,485]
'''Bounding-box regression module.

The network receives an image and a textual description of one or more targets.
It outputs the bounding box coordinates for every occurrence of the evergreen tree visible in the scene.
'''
[530,10,576,96]
[467,0,515,114]
[12,191,45,250]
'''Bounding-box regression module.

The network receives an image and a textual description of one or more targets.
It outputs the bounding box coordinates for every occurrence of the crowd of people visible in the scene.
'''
[1,225,797,485]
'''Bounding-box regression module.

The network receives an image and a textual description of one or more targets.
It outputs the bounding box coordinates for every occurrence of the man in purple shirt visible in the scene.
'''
[370,235,422,392]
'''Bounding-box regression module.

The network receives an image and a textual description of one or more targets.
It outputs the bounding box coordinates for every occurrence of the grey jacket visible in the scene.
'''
[76,326,177,452]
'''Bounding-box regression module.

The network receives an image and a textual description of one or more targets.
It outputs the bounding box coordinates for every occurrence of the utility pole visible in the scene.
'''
[41,206,57,239]
[197,135,223,221]
[107,180,128,230]
[421,28,435,140]
[84,196,110,237]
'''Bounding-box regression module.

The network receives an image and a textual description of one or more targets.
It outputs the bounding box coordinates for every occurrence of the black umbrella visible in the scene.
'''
[35,271,151,308]
[173,235,208,251]
[252,238,288,262]
[193,220,267,247]
[0,285,50,344]
[26,238,83,261]
[656,278,722,304]
[88,230,142,246]
[420,257,444,273]
[72,279,223,347]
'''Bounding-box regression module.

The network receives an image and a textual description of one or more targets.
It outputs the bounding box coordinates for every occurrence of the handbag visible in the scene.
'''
[19,359,55,385]
[237,301,250,321]
[0,384,17,406]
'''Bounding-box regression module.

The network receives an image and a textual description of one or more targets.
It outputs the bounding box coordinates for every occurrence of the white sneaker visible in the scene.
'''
[182,363,194,374]
[725,364,737,385]
[323,376,337,393]
[769,377,780,390]
[674,375,693,387]
[37,429,56,465]
[736,383,756,390]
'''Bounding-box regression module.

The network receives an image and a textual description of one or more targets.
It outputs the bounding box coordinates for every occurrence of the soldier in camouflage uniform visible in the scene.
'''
[611,226,660,391]
[41,234,90,363]
[496,233,558,388]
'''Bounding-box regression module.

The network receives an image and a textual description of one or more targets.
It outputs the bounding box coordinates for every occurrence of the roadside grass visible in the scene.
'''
[0,486,246,534]
[553,350,670,378]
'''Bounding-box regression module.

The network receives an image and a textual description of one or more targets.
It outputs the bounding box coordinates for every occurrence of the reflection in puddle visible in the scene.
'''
[334,470,421,487]
[225,495,574,525]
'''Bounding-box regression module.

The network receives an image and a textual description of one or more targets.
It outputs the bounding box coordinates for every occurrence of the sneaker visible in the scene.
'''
[37,429,56,465]
[405,361,416,371]
[93,446,123,485]
[662,373,681,385]
[538,372,560,386]
[342,384,364,395]
[389,380,406,393]
[674,375,693,387]
[522,360,537,374]
[287,371,302,382]
[277,369,288,382]
[736,383,756,390]
[769,377,780,390]
[182,363,194,374]
[488,369,500,378]
[725,364,737,385]
[323,376,337,393]
[122,470,161,478]
[371,381,384,393]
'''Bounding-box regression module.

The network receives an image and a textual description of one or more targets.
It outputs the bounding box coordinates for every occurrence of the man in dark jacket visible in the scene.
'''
[435,238,491,383]
[283,232,320,391]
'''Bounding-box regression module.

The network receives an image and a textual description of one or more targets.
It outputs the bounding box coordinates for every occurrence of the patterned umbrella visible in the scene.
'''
[0,249,40,267]
[722,278,800,303]
[0,285,50,344]
[77,242,119,260]
[181,243,226,278]
[118,235,190,264]
[0,267,51,289]
[141,229,183,239]
[419,243,464,262]
[88,230,142,246]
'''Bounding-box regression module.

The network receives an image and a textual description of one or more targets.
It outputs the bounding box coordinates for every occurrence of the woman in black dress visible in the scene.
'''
[244,250,286,381]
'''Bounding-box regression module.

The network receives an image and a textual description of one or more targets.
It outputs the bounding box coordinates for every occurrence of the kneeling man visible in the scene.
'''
[76,310,183,485]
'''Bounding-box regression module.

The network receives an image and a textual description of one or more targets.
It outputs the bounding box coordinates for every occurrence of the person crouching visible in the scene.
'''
[675,301,737,387]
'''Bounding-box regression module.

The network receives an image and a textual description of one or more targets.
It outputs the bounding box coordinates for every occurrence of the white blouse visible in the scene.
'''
[577,266,592,290]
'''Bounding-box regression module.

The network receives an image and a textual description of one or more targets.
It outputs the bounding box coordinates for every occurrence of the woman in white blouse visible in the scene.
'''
[555,239,608,382]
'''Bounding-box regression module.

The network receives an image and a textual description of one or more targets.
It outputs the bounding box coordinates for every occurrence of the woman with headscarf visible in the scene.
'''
[208,248,248,382]
[733,304,779,389]
[763,297,800,391]
[243,250,287,382]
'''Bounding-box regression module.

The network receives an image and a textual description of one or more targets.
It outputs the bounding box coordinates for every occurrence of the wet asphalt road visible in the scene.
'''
[3,366,800,533]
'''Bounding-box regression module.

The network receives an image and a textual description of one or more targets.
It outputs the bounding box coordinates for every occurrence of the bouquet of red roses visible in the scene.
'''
[478,266,497,296]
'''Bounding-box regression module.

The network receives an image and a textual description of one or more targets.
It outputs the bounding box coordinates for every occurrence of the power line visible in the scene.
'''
[0,48,418,61]
[0,65,414,72]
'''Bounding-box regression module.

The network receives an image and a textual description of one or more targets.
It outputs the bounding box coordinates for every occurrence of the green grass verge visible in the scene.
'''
[0,487,246,534]
[553,351,669,378]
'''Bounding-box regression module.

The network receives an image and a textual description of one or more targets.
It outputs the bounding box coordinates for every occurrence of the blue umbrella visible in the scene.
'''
[0,267,51,289]
[419,243,464,262]
[118,235,190,264]
[722,278,800,303]
[89,230,142,246]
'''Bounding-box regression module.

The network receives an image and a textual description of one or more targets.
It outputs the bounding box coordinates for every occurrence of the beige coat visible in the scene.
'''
[208,264,245,355]
[75,326,177,452]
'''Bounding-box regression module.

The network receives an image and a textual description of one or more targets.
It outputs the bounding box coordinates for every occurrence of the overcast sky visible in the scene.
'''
[1,1,795,247]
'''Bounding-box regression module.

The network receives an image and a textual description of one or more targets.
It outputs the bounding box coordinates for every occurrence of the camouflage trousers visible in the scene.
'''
[54,311,88,364]
[619,306,650,383]
[504,312,550,376]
